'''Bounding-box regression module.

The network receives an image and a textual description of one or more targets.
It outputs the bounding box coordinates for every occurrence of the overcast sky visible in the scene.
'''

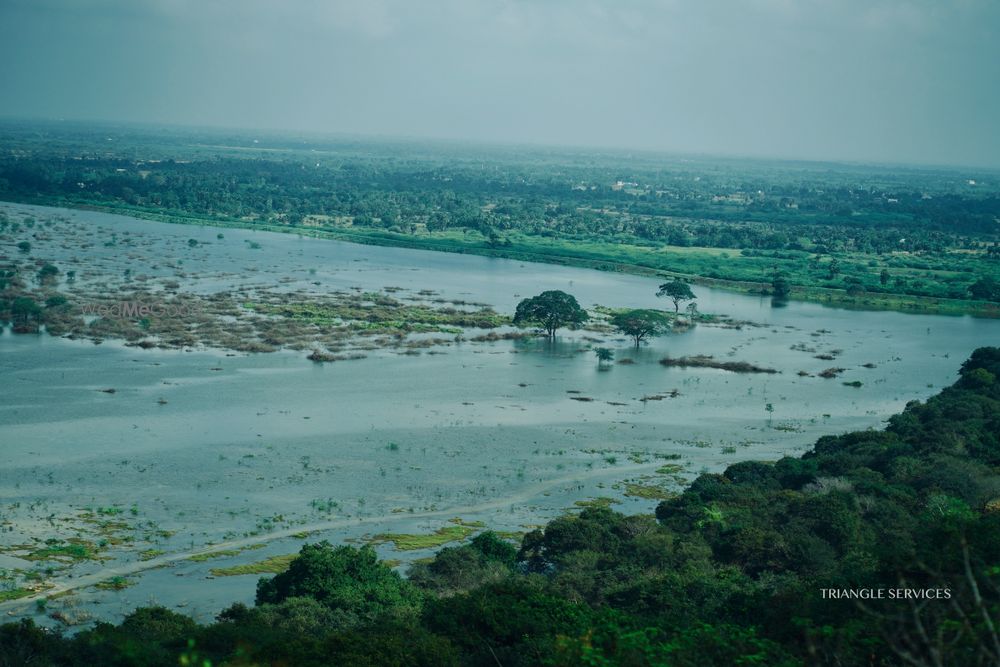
[1,0,998,167]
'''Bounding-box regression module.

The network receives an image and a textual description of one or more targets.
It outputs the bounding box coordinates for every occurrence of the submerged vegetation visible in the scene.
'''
[370,519,484,552]
[0,260,511,353]
[210,554,297,577]
[3,348,998,666]
[22,542,97,563]
[245,297,508,332]
[0,210,711,360]
[659,355,780,374]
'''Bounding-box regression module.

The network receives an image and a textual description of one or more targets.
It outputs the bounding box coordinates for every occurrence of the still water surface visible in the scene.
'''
[0,202,996,624]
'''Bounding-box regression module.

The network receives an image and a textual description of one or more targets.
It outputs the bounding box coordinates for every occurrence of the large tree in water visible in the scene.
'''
[513,290,588,338]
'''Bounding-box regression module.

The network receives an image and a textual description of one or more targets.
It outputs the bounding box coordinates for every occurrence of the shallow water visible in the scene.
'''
[1,201,997,626]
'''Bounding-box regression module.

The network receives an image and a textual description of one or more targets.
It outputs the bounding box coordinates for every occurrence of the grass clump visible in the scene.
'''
[210,554,297,577]
[659,355,779,374]
[623,482,676,500]
[574,497,622,510]
[187,549,242,562]
[0,588,34,602]
[371,519,481,551]
[246,298,509,334]
[24,542,95,562]
[94,576,134,591]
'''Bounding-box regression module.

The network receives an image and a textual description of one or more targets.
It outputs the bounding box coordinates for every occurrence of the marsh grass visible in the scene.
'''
[210,554,297,577]
[370,518,483,551]
[23,541,96,562]
[94,576,134,591]
[0,588,35,602]
[623,482,676,500]
[574,497,622,509]
[659,355,779,374]
[187,550,242,562]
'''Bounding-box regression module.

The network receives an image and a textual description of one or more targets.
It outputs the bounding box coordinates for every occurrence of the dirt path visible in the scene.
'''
[1,461,669,613]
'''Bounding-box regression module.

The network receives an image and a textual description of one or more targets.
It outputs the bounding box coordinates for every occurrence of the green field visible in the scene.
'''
[1,120,998,317]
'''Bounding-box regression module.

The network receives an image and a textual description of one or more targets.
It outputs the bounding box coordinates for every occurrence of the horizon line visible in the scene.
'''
[3,114,999,175]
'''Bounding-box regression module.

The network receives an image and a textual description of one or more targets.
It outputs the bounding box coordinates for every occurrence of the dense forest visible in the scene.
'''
[1,121,998,314]
[2,347,998,666]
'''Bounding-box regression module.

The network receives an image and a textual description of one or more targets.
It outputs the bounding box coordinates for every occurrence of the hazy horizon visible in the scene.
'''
[2,0,999,168]
[7,114,999,175]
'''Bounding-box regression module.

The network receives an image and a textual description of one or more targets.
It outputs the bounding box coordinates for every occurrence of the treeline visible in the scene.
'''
[3,348,999,666]
[4,150,998,245]
[3,154,992,278]
[2,123,999,307]
[2,122,999,248]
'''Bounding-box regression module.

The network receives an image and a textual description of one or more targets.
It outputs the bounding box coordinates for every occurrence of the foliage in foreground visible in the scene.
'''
[3,348,1000,666]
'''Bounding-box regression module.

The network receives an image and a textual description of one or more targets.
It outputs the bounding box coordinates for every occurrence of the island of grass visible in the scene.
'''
[369,518,484,551]
[622,481,676,500]
[94,577,135,591]
[0,589,36,603]
[659,355,779,374]
[210,554,298,577]
[245,298,509,331]
[0,275,515,354]
[22,541,98,562]
[187,549,242,562]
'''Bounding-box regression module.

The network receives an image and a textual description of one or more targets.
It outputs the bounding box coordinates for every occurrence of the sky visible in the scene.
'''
[1,0,999,167]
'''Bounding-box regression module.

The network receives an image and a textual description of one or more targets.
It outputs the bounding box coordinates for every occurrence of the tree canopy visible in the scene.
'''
[656,280,696,312]
[771,275,791,300]
[610,309,671,347]
[255,542,422,625]
[512,290,588,338]
[11,296,41,332]
[969,276,1000,302]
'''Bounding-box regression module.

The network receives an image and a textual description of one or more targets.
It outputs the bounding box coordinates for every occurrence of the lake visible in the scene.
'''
[1,202,996,625]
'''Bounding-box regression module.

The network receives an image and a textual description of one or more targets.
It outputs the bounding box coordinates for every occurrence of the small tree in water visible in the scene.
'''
[11,296,42,333]
[657,280,696,313]
[595,347,614,368]
[610,309,671,347]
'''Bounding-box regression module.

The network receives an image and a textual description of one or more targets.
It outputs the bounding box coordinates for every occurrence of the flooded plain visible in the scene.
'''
[1,202,996,626]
